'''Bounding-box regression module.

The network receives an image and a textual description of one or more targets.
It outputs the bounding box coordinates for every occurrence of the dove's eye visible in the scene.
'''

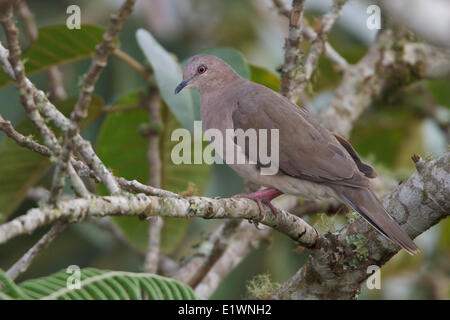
[197,65,207,74]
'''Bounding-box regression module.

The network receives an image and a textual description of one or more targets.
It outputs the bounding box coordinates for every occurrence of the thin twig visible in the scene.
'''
[6,221,68,281]
[302,22,348,72]
[271,0,290,17]
[0,114,51,156]
[102,104,142,113]
[47,67,67,101]
[87,216,145,258]
[50,0,136,203]
[113,49,151,78]
[272,0,348,73]
[0,113,99,183]
[194,221,272,298]
[174,220,240,287]
[14,0,37,40]
[33,88,120,194]
[0,6,87,198]
[0,40,15,79]
[0,6,60,152]
[143,90,164,273]
[117,177,179,198]
[14,0,67,100]
[27,187,50,203]
[300,0,347,90]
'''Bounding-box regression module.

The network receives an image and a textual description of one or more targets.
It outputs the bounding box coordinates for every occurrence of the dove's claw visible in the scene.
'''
[233,188,283,224]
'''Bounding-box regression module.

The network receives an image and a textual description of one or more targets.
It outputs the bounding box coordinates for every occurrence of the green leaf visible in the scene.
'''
[0,269,30,299]
[96,90,211,252]
[0,25,108,89]
[0,96,104,222]
[0,268,198,300]
[426,78,450,109]
[136,29,195,132]
[201,47,250,79]
[249,64,280,91]
[350,106,423,171]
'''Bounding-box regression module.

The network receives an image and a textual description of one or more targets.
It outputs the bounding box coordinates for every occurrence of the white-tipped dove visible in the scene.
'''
[175,54,419,255]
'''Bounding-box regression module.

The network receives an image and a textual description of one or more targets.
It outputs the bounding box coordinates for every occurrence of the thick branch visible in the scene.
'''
[273,151,449,300]
[302,23,348,72]
[280,0,305,100]
[0,114,51,156]
[0,41,15,79]
[0,193,319,249]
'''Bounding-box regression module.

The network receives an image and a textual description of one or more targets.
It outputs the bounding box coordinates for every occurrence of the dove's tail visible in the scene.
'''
[331,185,420,255]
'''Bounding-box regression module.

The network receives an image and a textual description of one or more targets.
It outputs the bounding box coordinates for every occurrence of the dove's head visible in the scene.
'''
[175,54,239,95]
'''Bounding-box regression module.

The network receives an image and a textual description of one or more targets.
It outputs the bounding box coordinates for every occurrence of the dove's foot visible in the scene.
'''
[234,188,283,222]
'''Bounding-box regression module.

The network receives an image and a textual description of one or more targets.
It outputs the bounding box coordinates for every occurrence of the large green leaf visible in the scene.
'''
[96,90,211,252]
[202,47,250,79]
[350,106,423,171]
[136,29,195,132]
[0,25,108,89]
[0,96,104,222]
[0,268,197,300]
[249,64,280,91]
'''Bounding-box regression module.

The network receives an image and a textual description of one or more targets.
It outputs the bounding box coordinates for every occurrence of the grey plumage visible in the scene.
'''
[176,54,419,255]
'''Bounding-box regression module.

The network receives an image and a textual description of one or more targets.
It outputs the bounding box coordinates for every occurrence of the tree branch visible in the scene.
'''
[277,0,348,101]
[302,22,348,72]
[0,192,320,249]
[143,90,164,273]
[14,0,67,101]
[174,220,240,287]
[50,0,136,203]
[0,6,87,198]
[301,0,347,83]
[273,152,449,299]
[320,28,450,138]
[280,0,305,100]
[194,221,272,298]
[113,49,151,78]
[6,221,67,281]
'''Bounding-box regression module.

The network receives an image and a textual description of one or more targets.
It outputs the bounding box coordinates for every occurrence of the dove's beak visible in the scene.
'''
[175,79,189,94]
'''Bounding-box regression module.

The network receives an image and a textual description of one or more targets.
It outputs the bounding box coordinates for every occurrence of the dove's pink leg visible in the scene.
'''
[234,188,283,218]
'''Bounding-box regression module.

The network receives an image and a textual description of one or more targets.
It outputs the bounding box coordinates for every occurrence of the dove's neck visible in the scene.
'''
[199,77,248,132]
